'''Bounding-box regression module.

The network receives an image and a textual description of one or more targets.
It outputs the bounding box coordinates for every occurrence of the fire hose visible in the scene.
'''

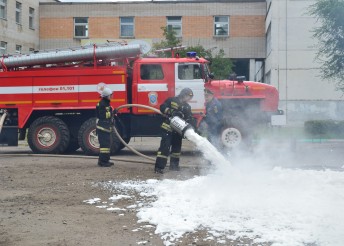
[0,110,8,134]
[112,104,193,163]
[0,105,194,166]
[112,104,162,162]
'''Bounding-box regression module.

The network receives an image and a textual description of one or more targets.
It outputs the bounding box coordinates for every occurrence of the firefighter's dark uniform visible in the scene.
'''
[96,97,113,166]
[204,96,223,146]
[154,96,194,173]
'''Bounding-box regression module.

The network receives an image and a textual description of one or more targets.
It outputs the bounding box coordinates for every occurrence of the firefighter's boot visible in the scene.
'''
[98,161,114,167]
[154,167,164,174]
[169,157,180,171]
[154,154,167,174]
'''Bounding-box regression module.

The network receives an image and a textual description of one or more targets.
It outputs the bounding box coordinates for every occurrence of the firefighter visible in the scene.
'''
[96,87,114,167]
[203,88,223,148]
[154,88,195,174]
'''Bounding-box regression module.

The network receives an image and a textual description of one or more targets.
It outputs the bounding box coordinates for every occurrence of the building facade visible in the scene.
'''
[0,0,41,54]
[39,0,266,81]
[265,0,344,126]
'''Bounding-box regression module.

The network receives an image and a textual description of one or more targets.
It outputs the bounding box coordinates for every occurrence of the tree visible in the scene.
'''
[152,27,233,79]
[152,27,182,58]
[309,0,344,91]
[208,49,234,80]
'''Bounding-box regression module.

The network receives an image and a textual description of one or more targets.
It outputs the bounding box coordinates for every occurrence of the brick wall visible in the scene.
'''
[89,17,119,39]
[39,1,266,58]
[183,16,213,38]
[135,17,165,39]
[40,18,73,39]
[231,16,265,37]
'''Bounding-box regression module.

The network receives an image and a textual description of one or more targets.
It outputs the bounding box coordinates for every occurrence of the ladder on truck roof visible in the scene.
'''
[0,43,142,71]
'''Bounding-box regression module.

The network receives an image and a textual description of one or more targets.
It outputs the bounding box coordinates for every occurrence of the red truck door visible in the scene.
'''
[132,62,172,114]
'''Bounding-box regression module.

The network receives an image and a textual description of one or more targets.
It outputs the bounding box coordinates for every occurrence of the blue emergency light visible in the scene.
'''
[186,52,197,58]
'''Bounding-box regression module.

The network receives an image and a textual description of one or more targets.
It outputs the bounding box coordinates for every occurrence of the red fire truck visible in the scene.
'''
[0,43,280,155]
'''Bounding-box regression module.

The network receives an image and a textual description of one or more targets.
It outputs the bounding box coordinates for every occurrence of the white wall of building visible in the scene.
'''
[0,0,40,54]
[266,0,344,126]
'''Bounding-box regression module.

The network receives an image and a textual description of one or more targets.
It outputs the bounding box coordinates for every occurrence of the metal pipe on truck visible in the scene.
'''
[0,44,141,69]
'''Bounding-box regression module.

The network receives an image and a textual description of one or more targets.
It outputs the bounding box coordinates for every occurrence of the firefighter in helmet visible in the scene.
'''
[203,88,223,148]
[96,87,114,167]
[154,87,195,174]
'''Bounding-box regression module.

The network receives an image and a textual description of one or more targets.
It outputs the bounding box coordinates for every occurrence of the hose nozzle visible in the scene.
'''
[169,116,193,137]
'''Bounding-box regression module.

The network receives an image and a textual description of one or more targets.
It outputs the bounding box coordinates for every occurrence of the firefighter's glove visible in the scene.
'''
[172,110,184,119]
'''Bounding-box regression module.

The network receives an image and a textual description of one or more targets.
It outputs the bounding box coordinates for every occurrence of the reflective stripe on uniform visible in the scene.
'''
[100,148,110,153]
[106,106,111,119]
[161,122,172,132]
[171,102,179,110]
[156,151,168,159]
[170,152,181,158]
[96,125,112,133]
[164,107,170,114]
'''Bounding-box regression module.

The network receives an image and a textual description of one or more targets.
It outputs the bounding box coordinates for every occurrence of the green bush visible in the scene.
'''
[304,120,344,138]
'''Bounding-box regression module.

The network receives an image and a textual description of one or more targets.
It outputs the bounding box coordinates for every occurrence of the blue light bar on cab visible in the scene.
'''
[186,52,197,58]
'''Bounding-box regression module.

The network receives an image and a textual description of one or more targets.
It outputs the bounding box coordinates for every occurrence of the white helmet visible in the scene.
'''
[101,87,113,98]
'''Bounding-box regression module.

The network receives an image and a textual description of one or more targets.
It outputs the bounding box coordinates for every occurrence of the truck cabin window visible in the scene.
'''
[178,64,202,80]
[140,64,164,80]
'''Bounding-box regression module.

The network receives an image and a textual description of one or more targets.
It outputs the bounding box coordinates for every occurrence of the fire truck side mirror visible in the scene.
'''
[209,73,214,79]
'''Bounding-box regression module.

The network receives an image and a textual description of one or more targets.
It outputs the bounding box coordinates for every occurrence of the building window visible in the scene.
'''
[0,41,7,55]
[0,0,7,19]
[120,17,134,37]
[15,1,21,24]
[16,45,21,54]
[214,16,229,36]
[167,16,182,37]
[29,7,34,29]
[74,17,88,38]
[29,48,35,53]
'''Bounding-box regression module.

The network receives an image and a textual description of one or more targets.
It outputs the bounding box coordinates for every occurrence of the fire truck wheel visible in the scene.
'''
[78,118,122,155]
[78,118,99,156]
[110,132,122,155]
[64,139,80,153]
[221,127,242,148]
[119,136,131,150]
[27,116,70,154]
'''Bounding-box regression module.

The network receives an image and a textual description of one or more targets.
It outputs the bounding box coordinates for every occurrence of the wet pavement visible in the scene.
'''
[1,137,344,172]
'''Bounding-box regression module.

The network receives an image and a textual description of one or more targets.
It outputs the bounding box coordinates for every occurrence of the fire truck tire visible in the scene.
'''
[220,127,242,148]
[119,137,131,150]
[64,139,80,153]
[78,118,99,156]
[27,116,70,154]
[78,118,122,156]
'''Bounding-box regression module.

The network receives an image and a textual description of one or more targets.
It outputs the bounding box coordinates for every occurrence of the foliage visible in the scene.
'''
[304,120,344,137]
[152,27,182,57]
[309,0,344,91]
[151,27,233,79]
[208,49,234,80]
